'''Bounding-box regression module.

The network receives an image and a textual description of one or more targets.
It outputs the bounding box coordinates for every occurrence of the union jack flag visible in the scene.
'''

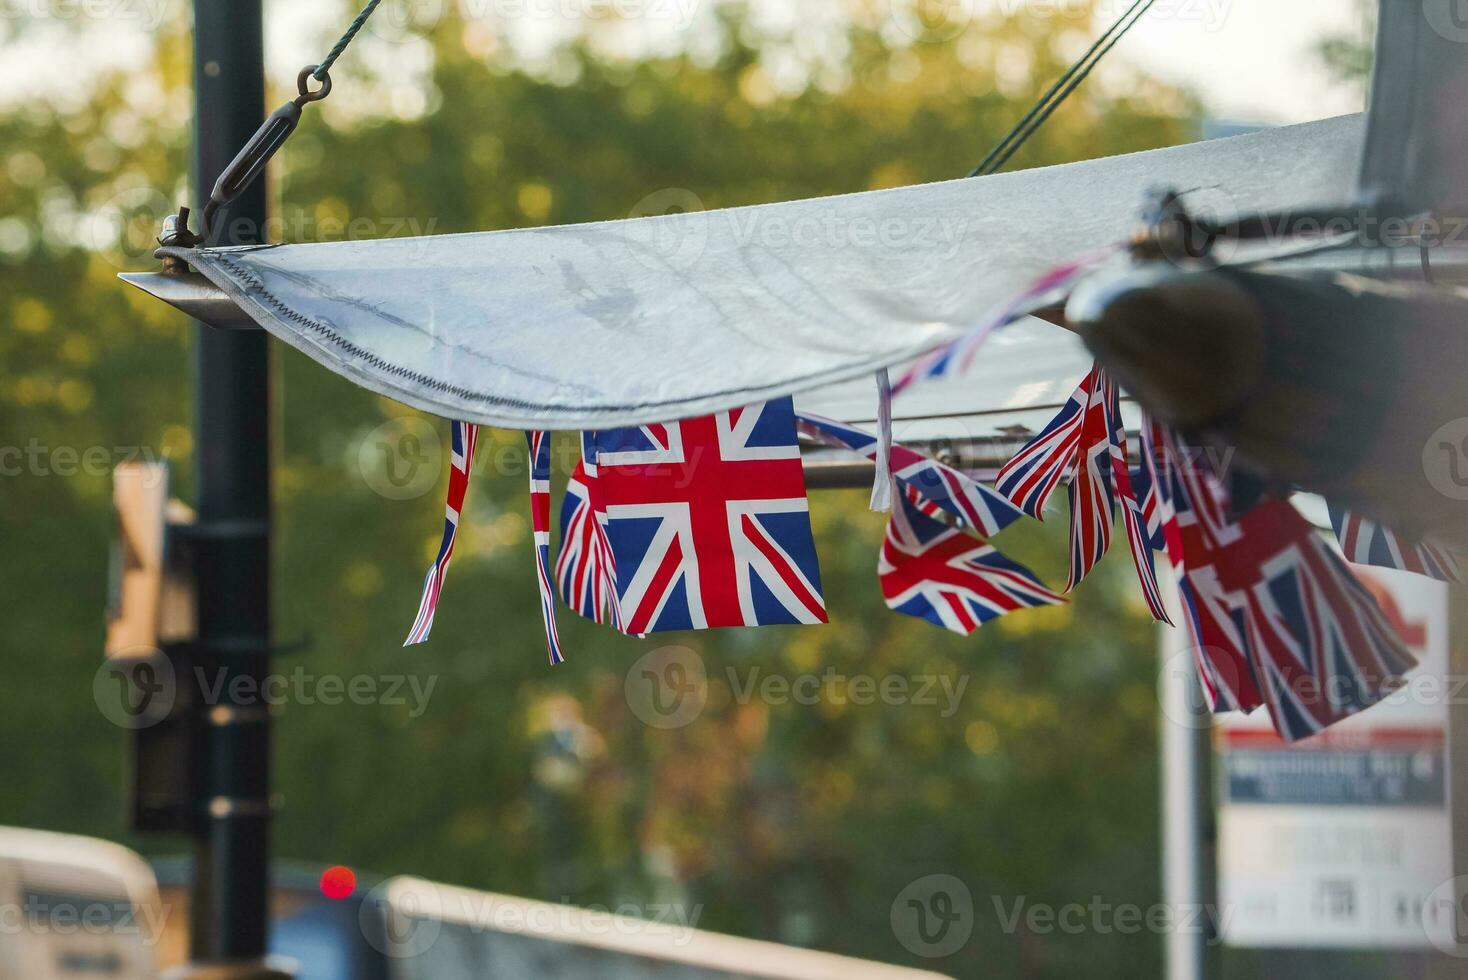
[404,420,478,646]
[1103,383,1171,624]
[994,372,1089,520]
[994,367,1165,616]
[1218,499,1416,741]
[1066,367,1117,591]
[1150,423,1415,739]
[1328,506,1462,583]
[879,489,1066,635]
[795,413,1023,537]
[555,434,624,629]
[1148,422,1263,714]
[526,431,564,664]
[1139,416,1183,568]
[1128,459,1168,557]
[903,482,946,520]
[591,398,826,634]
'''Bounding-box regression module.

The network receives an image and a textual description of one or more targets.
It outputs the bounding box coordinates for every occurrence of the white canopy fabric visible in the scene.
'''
[795,315,1094,442]
[169,114,1364,430]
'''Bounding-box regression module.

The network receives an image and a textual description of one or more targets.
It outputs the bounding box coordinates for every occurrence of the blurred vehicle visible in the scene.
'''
[154,861,949,979]
[153,861,385,980]
[0,826,162,979]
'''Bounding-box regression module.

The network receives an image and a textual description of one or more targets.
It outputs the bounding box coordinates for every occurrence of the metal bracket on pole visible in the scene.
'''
[119,268,259,331]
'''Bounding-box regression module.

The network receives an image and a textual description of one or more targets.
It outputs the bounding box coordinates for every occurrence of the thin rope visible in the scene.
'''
[969,0,1157,178]
[314,0,384,81]
[969,0,1149,177]
[984,0,1154,174]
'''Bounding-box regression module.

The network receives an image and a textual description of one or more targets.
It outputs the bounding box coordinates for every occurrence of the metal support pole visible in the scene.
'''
[181,1,282,975]
[1429,595,1468,975]
[1160,586,1207,980]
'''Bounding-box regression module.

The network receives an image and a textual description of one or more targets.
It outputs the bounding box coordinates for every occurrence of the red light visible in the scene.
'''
[319,865,356,900]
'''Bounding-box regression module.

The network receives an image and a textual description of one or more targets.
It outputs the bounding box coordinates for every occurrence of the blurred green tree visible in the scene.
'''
[0,2,1201,976]
[1315,0,1376,86]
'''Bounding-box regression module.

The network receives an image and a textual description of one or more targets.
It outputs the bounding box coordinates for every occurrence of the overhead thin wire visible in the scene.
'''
[969,0,1157,178]
[983,0,1155,174]
[313,0,384,81]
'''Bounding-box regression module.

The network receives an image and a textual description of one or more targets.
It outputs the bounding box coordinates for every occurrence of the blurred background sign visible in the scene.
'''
[1215,565,1454,949]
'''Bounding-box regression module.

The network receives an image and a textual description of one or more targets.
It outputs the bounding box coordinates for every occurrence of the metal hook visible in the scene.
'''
[196,65,335,240]
[295,65,333,106]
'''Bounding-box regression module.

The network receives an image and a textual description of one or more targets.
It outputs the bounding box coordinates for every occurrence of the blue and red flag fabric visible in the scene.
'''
[1138,416,1185,570]
[555,436,623,629]
[526,431,565,664]
[1103,383,1171,624]
[879,489,1065,635]
[994,377,1087,521]
[902,482,946,521]
[584,397,827,634]
[994,365,1168,619]
[1146,420,1264,714]
[795,412,1024,537]
[1065,367,1118,591]
[1217,499,1415,741]
[404,420,478,646]
[1147,422,1415,741]
[797,412,1061,634]
[1328,506,1461,584]
[1128,456,1168,557]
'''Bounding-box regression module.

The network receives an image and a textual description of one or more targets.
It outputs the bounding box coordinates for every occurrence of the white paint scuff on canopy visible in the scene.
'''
[169,115,1363,430]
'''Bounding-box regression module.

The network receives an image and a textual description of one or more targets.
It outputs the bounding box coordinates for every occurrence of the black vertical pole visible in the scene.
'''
[189,0,276,970]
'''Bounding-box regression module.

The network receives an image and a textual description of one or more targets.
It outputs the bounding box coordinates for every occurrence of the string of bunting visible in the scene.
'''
[395,250,1460,744]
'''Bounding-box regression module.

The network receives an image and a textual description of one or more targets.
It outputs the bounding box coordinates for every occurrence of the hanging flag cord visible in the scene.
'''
[167,1,384,246]
[969,0,1156,178]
